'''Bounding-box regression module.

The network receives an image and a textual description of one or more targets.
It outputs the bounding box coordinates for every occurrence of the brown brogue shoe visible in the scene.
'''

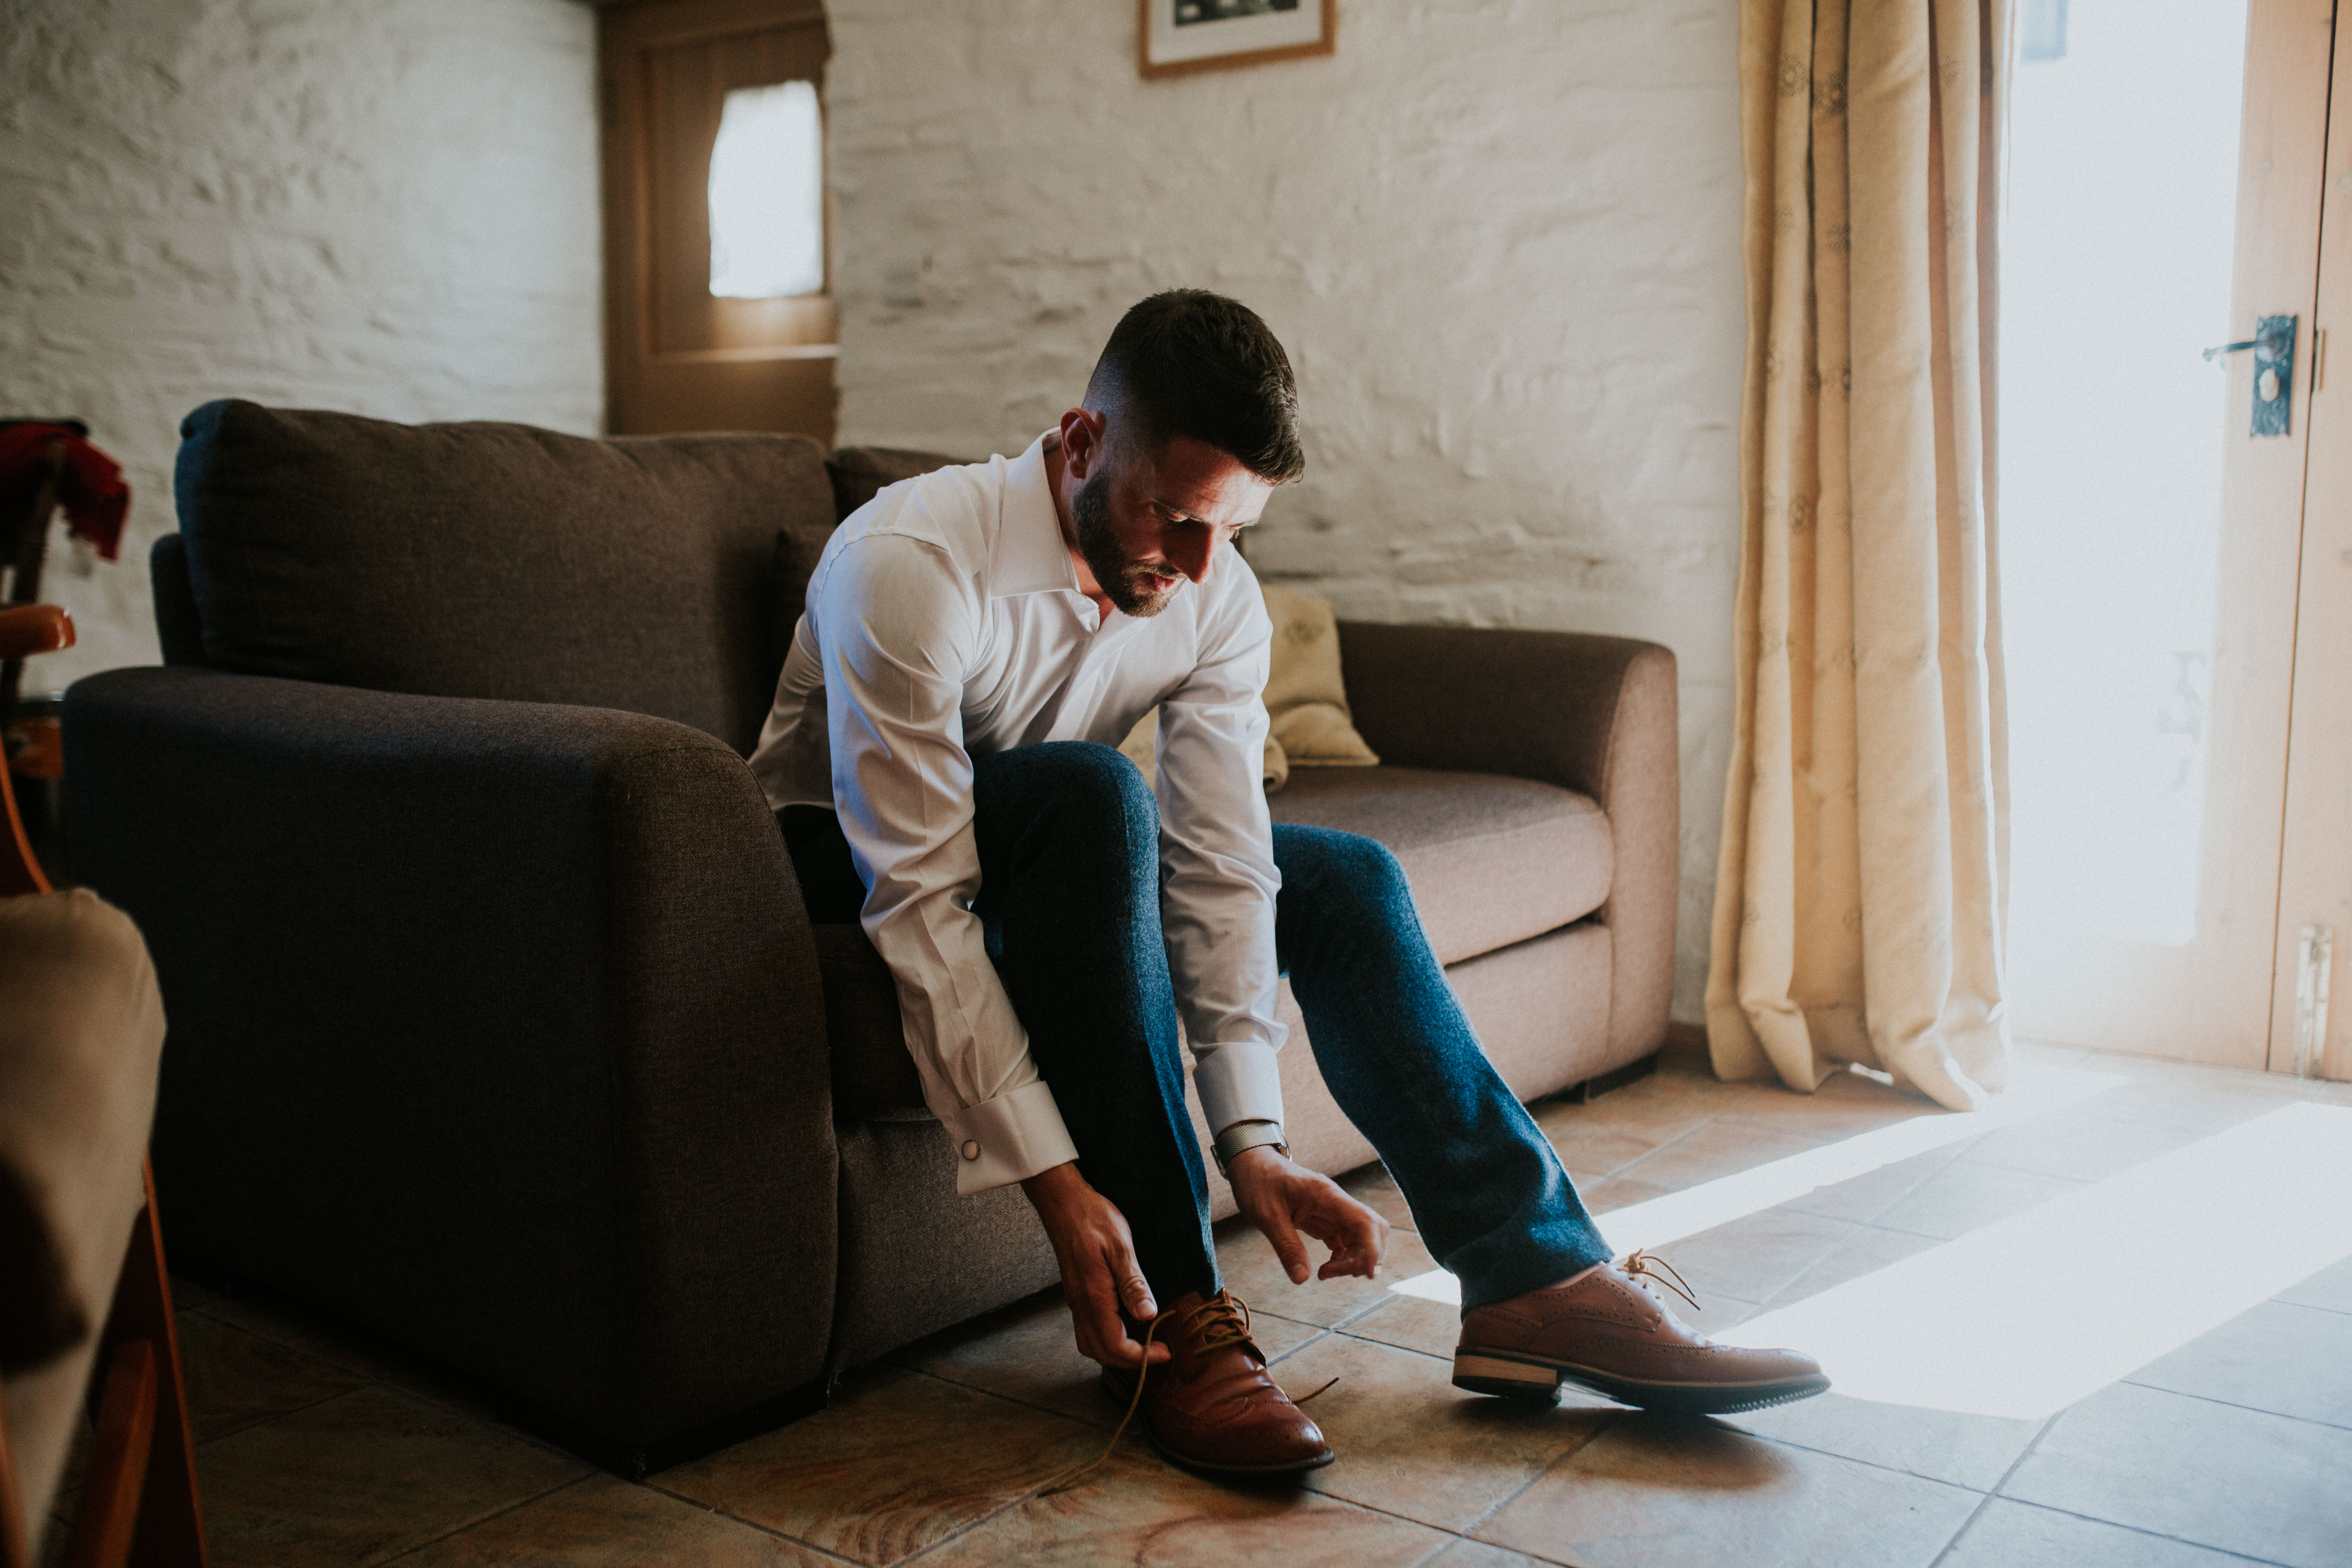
[1454,1251,1830,1415]
[1100,1290,1333,1476]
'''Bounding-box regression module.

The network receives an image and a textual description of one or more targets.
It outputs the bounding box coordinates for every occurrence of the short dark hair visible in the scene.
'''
[1084,290,1305,484]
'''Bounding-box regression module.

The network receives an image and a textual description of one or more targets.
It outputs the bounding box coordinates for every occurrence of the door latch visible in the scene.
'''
[2203,315,2297,436]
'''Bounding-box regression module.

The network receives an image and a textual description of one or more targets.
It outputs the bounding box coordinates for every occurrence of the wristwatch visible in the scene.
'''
[1212,1118,1288,1177]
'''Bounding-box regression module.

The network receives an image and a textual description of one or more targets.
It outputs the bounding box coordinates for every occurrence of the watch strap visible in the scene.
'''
[1212,1119,1288,1176]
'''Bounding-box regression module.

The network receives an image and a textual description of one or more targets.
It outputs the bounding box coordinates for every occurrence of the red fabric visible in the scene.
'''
[0,423,130,561]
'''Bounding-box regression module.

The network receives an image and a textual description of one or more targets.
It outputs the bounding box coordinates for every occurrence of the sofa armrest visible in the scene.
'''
[61,666,833,1446]
[1336,622,1677,1065]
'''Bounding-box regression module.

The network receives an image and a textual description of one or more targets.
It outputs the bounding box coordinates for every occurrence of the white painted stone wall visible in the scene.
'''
[0,0,602,689]
[828,0,1745,1018]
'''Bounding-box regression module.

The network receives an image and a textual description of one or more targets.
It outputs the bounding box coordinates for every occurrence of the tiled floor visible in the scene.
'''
[41,1038,2352,1566]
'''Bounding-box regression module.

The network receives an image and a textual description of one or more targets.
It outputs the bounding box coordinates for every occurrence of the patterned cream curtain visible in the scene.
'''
[1707,0,2012,1109]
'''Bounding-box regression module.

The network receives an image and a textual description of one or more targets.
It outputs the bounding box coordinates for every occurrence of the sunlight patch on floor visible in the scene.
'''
[1717,1102,2352,1419]
[1389,1059,2123,1307]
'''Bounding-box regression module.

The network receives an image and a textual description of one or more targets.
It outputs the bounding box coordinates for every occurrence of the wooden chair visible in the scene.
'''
[0,604,208,1568]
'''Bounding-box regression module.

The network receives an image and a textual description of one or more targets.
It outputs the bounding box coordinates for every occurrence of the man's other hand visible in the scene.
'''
[1227,1147,1389,1285]
[1020,1162,1174,1371]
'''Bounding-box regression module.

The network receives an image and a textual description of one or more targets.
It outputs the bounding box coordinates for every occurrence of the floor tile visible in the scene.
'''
[1575,1176,1674,1217]
[2127,1300,2352,1429]
[659,1366,1103,1566]
[1760,1225,1941,1311]
[194,1294,507,1427]
[167,1272,221,1310]
[2276,1254,2352,1315]
[176,1310,370,1444]
[404,1474,831,1566]
[1715,1071,1944,1141]
[1215,1217,1437,1328]
[1777,1142,1974,1225]
[1341,1293,1462,1361]
[1611,1121,1825,1192]
[1532,1080,1748,1177]
[1339,1163,1417,1229]
[2002,1381,2352,1568]
[1535,1116,1704,1183]
[1956,1106,2203,1183]
[1425,1540,1556,1568]
[1648,1210,1856,1306]
[1275,1332,1613,1532]
[1474,1412,1978,1568]
[1938,1498,2269,1568]
[1870,1160,2081,1241]
[891,1289,1322,1429]
[195,1294,410,1384]
[2010,1038,2094,1070]
[2080,1065,2306,1135]
[1728,1393,2044,1492]
[194,1384,586,1568]
[908,1445,1452,1568]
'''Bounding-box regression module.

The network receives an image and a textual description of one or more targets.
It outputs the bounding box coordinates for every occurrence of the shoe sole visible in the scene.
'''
[1451,1350,1831,1415]
[1144,1429,1337,1477]
[1098,1368,1336,1477]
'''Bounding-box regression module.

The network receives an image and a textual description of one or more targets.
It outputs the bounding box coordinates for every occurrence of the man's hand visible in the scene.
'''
[1226,1146,1389,1285]
[1020,1162,1173,1370]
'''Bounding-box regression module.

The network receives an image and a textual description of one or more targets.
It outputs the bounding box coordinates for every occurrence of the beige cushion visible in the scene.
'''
[1118,583,1376,793]
[1259,584,1377,769]
[1270,766,1612,966]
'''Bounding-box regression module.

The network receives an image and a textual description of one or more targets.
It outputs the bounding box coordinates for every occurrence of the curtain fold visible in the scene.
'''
[1707,0,2012,1109]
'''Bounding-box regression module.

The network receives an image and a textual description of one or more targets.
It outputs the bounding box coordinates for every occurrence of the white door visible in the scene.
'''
[2000,0,2337,1072]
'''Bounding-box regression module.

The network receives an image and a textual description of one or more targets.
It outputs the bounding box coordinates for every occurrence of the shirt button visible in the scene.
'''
[960,1140,980,1160]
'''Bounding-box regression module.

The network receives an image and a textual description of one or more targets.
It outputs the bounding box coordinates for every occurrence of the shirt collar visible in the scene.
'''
[991,432,1081,598]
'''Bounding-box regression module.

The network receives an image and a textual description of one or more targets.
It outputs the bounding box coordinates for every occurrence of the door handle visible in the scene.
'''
[2203,314,2297,436]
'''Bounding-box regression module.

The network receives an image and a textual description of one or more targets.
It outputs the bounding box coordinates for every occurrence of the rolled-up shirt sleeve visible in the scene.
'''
[815,534,1079,1194]
[1152,578,1287,1137]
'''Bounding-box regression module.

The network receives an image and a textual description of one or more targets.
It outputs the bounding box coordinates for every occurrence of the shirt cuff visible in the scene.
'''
[1193,1039,1285,1137]
[938,1079,1080,1196]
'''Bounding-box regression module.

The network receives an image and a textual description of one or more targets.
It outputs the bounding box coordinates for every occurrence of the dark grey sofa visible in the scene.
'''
[63,404,1677,1463]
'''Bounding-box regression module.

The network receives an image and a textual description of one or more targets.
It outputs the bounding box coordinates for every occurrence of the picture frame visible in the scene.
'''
[1137,0,1337,80]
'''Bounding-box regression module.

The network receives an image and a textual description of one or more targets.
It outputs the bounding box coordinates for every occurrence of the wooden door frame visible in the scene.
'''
[2268,1,2352,1077]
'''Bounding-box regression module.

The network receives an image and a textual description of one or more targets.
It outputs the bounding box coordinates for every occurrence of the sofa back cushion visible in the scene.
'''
[794,447,971,630]
[174,400,835,755]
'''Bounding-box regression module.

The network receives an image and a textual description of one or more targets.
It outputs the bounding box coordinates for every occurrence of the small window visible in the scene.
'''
[708,80,824,299]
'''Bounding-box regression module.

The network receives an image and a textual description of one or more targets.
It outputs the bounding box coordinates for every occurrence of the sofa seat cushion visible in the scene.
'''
[813,923,927,1123]
[1268,765,1611,966]
[820,765,1611,1119]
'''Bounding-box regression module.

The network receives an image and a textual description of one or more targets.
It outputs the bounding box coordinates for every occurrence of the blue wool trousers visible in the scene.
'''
[780,741,1614,1310]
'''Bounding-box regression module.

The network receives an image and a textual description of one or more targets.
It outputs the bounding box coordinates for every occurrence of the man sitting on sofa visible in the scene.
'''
[750,290,1826,1477]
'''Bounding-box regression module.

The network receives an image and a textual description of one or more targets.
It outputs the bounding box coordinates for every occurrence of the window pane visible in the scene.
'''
[708,81,823,299]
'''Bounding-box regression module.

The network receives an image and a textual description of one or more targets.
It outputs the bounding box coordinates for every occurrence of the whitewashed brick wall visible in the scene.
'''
[828,0,1746,1018]
[0,0,602,690]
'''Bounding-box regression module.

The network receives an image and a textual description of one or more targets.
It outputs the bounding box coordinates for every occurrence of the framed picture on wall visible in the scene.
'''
[1138,0,1336,80]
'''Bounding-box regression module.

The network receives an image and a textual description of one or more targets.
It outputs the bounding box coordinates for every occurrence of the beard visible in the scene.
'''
[1073,469,1183,618]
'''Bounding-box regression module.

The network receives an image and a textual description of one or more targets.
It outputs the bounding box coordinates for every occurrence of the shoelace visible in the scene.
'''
[1620,1248,1703,1313]
[1045,1292,1317,1495]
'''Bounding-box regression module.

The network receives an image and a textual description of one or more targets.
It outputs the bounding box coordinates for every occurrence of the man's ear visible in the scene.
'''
[1058,407,1107,480]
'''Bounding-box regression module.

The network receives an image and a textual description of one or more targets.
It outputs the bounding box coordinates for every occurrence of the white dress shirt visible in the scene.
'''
[748,433,1287,1196]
